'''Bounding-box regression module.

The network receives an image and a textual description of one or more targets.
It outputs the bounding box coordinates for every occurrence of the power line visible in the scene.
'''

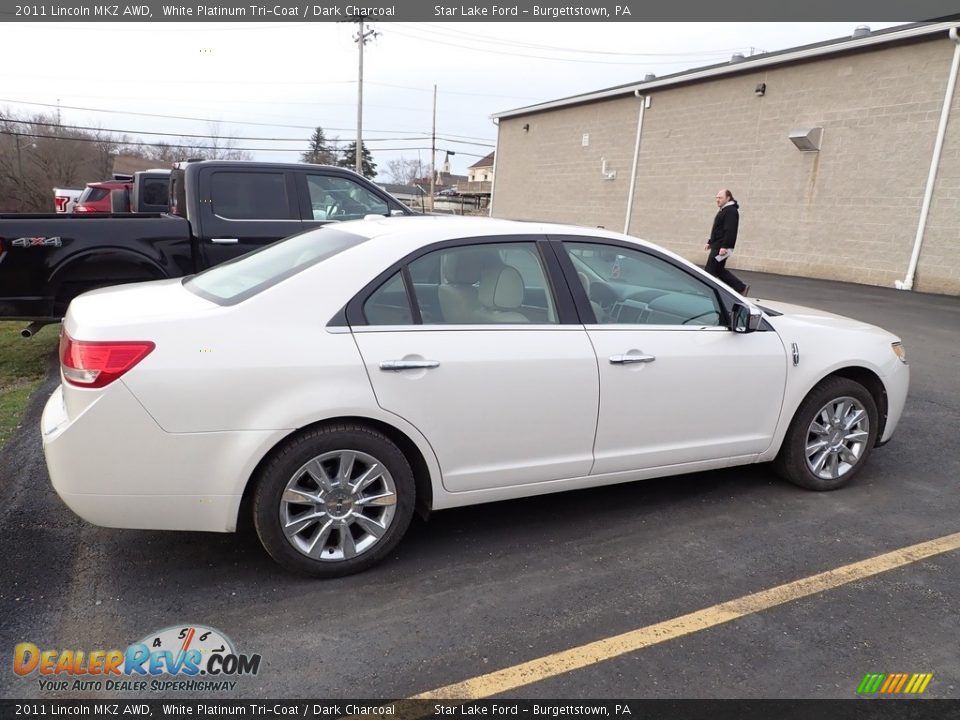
[387,26,733,66]
[395,23,752,58]
[1,131,490,158]
[366,81,545,102]
[0,118,495,148]
[0,98,495,142]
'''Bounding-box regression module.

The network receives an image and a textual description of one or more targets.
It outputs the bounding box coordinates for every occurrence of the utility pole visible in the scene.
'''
[429,84,437,211]
[353,18,378,176]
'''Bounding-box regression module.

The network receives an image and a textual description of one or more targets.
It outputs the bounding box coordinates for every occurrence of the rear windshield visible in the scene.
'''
[141,178,169,208]
[79,187,109,202]
[184,227,368,305]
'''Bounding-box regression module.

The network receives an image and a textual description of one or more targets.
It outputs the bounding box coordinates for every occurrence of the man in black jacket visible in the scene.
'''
[704,189,749,295]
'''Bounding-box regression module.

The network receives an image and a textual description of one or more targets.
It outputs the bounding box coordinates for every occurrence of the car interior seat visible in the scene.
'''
[474,265,529,323]
[438,249,486,323]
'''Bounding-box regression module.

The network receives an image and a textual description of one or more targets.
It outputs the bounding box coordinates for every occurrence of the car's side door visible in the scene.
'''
[347,237,600,493]
[552,237,788,475]
[194,167,301,269]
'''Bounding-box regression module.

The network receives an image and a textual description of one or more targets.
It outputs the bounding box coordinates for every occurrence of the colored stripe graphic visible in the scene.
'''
[857,674,886,694]
[857,672,932,694]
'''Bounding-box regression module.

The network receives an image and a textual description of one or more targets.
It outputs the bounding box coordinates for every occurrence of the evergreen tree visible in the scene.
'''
[338,141,377,178]
[301,127,336,165]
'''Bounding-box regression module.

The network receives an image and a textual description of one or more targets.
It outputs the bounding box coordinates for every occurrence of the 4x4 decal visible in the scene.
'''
[11,236,63,248]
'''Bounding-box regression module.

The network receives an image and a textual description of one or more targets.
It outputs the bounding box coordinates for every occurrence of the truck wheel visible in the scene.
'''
[253,424,415,578]
[774,377,879,491]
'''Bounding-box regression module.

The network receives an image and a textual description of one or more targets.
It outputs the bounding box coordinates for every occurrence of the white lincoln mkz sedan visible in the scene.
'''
[42,216,909,577]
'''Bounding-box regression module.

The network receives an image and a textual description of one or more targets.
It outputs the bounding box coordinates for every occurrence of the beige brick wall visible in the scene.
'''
[492,38,960,296]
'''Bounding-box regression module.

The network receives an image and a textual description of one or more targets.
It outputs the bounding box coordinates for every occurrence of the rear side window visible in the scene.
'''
[185,227,367,305]
[211,172,290,220]
[79,187,109,202]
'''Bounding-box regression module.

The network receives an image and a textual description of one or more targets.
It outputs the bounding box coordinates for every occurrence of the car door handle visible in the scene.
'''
[379,360,440,371]
[609,354,656,364]
[211,237,239,244]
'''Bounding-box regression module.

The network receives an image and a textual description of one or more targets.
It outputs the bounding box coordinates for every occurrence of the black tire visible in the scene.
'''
[774,376,879,491]
[253,423,415,578]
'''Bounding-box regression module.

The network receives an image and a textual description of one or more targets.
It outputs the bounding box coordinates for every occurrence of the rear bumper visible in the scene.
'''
[41,382,287,533]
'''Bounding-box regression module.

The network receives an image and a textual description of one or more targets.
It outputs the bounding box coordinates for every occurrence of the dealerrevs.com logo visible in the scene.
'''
[14,625,261,693]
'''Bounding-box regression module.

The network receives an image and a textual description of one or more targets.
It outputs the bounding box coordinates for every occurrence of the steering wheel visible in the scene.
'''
[589,281,618,312]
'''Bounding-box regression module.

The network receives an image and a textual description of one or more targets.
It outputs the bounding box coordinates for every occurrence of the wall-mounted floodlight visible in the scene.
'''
[755,83,766,97]
[789,127,823,152]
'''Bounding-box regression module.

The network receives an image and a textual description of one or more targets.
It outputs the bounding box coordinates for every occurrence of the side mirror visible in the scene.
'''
[731,302,762,333]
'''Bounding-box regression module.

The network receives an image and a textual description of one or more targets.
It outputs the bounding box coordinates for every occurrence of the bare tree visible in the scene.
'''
[384,157,423,185]
[0,110,253,212]
[0,110,119,212]
[200,122,252,161]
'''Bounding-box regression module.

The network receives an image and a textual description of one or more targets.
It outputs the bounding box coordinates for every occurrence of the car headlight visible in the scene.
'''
[891,341,907,364]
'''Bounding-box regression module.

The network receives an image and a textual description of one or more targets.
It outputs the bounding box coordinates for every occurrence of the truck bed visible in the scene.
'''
[0,214,192,320]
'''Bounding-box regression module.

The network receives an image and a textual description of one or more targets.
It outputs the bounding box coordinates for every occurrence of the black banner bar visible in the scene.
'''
[2,700,959,720]
[0,0,958,22]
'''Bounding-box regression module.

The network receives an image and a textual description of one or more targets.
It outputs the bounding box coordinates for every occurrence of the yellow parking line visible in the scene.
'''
[414,531,960,700]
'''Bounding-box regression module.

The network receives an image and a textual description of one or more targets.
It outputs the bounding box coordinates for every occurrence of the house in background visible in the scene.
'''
[456,152,495,208]
[411,171,468,195]
[490,21,960,296]
[377,182,427,210]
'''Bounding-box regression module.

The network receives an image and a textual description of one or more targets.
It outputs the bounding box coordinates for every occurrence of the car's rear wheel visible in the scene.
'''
[253,424,415,577]
[775,377,879,491]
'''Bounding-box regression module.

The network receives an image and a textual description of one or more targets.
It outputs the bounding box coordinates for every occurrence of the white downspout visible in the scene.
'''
[896,26,960,291]
[488,118,500,217]
[624,89,646,235]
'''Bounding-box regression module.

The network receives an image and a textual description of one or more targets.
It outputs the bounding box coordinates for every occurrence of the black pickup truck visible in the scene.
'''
[0,160,412,324]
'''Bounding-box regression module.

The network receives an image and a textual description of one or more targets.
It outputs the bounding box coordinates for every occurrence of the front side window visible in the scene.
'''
[306,175,389,221]
[211,172,289,220]
[565,242,721,326]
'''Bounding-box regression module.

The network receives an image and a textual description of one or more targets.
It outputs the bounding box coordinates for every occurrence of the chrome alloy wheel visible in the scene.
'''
[279,450,398,562]
[804,396,871,481]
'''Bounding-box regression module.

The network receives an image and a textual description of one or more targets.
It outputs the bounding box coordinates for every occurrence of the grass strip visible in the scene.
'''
[0,322,59,448]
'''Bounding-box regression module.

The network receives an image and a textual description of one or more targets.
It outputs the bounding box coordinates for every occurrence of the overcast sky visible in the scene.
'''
[2,21,905,179]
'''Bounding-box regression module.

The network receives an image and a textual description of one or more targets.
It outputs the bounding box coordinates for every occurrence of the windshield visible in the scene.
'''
[185,227,368,305]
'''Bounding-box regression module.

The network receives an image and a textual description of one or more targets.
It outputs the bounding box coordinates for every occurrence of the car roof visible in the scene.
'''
[331,215,658,254]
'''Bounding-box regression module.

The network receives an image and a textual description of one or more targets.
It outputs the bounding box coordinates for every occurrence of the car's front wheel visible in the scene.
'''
[253,424,415,577]
[775,377,879,491]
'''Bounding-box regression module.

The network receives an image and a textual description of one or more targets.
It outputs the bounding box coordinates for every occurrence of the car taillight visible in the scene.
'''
[59,333,155,389]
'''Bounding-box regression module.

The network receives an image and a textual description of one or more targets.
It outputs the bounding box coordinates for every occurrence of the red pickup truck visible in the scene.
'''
[71,170,171,214]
